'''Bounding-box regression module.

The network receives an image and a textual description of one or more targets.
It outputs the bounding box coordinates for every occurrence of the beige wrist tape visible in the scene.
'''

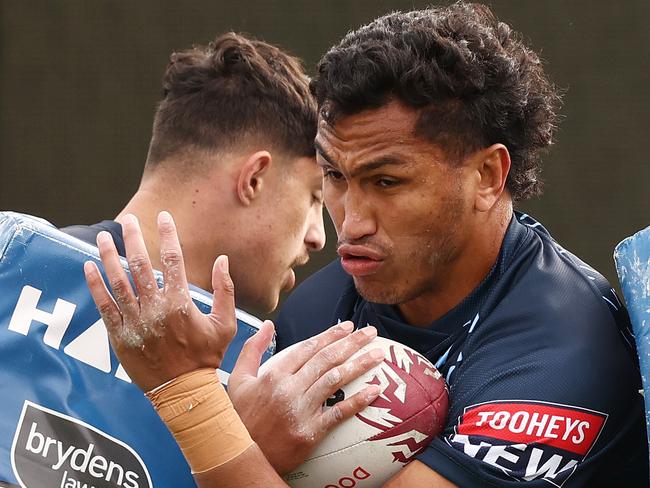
[146,369,254,473]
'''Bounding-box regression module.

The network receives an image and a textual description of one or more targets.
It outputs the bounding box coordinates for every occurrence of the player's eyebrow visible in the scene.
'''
[314,140,336,167]
[314,140,405,177]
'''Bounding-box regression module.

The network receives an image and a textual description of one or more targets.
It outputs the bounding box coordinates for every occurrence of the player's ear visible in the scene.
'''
[236,151,272,205]
[474,144,511,212]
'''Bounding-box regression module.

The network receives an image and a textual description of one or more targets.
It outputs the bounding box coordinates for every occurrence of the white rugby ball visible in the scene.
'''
[284,336,448,488]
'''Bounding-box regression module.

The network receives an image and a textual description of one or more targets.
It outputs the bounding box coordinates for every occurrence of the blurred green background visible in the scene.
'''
[1,0,649,310]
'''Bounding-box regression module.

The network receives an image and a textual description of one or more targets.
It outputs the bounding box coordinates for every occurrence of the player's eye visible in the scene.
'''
[376,177,399,188]
[323,168,344,181]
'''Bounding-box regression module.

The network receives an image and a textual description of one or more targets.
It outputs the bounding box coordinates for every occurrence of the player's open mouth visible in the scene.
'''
[338,245,384,276]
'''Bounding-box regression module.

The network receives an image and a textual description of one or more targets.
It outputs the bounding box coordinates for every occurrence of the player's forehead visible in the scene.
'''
[315,102,443,171]
[318,101,417,142]
[287,155,323,189]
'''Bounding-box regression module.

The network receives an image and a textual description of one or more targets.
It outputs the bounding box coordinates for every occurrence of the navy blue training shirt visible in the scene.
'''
[62,220,126,257]
[276,212,648,487]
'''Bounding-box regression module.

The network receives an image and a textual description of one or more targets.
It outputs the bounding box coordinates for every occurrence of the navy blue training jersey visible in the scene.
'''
[62,220,126,257]
[276,213,648,487]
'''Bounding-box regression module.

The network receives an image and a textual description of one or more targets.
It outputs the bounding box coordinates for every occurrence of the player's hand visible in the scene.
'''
[228,320,385,475]
[84,211,237,392]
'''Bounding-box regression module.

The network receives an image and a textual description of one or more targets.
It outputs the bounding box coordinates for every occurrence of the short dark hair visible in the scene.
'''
[311,2,561,201]
[147,32,316,166]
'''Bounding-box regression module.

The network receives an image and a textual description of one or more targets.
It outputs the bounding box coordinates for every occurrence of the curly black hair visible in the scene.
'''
[311,2,561,201]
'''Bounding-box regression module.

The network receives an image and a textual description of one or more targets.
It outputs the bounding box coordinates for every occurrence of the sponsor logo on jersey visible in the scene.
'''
[11,401,152,488]
[448,400,607,487]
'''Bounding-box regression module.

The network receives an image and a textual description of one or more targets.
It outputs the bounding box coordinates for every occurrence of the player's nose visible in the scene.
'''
[340,191,376,242]
[305,207,326,251]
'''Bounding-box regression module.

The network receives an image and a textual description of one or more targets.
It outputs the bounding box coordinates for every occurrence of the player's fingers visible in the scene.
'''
[96,230,139,320]
[209,255,237,342]
[319,385,382,432]
[231,320,275,380]
[269,321,356,374]
[305,348,385,407]
[84,260,123,331]
[296,326,378,388]
[157,211,189,296]
[121,214,158,305]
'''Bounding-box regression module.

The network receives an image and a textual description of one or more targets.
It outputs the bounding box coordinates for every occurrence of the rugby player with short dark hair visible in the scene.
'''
[87,3,648,487]
[68,31,325,314]
[79,31,386,483]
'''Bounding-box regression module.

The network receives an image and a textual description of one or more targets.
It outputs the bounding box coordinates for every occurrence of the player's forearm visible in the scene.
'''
[146,369,287,486]
[383,460,458,487]
[193,444,288,488]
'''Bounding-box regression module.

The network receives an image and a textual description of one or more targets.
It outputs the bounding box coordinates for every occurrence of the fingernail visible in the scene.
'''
[96,231,112,245]
[263,319,275,334]
[83,261,95,275]
[339,321,354,332]
[123,213,137,226]
[362,326,377,337]
[159,211,172,224]
[366,385,381,400]
[219,255,229,272]
[369,348,384,360]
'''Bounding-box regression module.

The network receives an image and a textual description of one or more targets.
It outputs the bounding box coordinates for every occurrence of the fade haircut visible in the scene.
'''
[146,32,317,167]
[311,2,561,201]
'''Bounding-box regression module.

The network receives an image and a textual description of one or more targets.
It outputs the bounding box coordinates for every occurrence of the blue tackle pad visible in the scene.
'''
[614,225,650,449]
[0,212,273,488]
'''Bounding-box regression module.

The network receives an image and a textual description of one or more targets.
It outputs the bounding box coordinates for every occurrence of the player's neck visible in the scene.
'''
[115,185,208,288]
[115,188,167,273]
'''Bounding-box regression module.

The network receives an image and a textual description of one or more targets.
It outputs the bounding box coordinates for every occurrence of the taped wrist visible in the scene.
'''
[146,368,253,473]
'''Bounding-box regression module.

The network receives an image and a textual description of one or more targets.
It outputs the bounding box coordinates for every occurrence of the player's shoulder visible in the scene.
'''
[446,214,637,405]
[510,213,623,334]
[276,259,356,350]
[61,220,125,257]
[421,216,646,487]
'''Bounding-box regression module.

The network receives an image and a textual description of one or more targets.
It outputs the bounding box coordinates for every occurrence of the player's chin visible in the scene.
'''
[353,276,405,305]
[252,271,293,314]
[244,282,280,314]
[257,292,281,315]
[282,268,297,292]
